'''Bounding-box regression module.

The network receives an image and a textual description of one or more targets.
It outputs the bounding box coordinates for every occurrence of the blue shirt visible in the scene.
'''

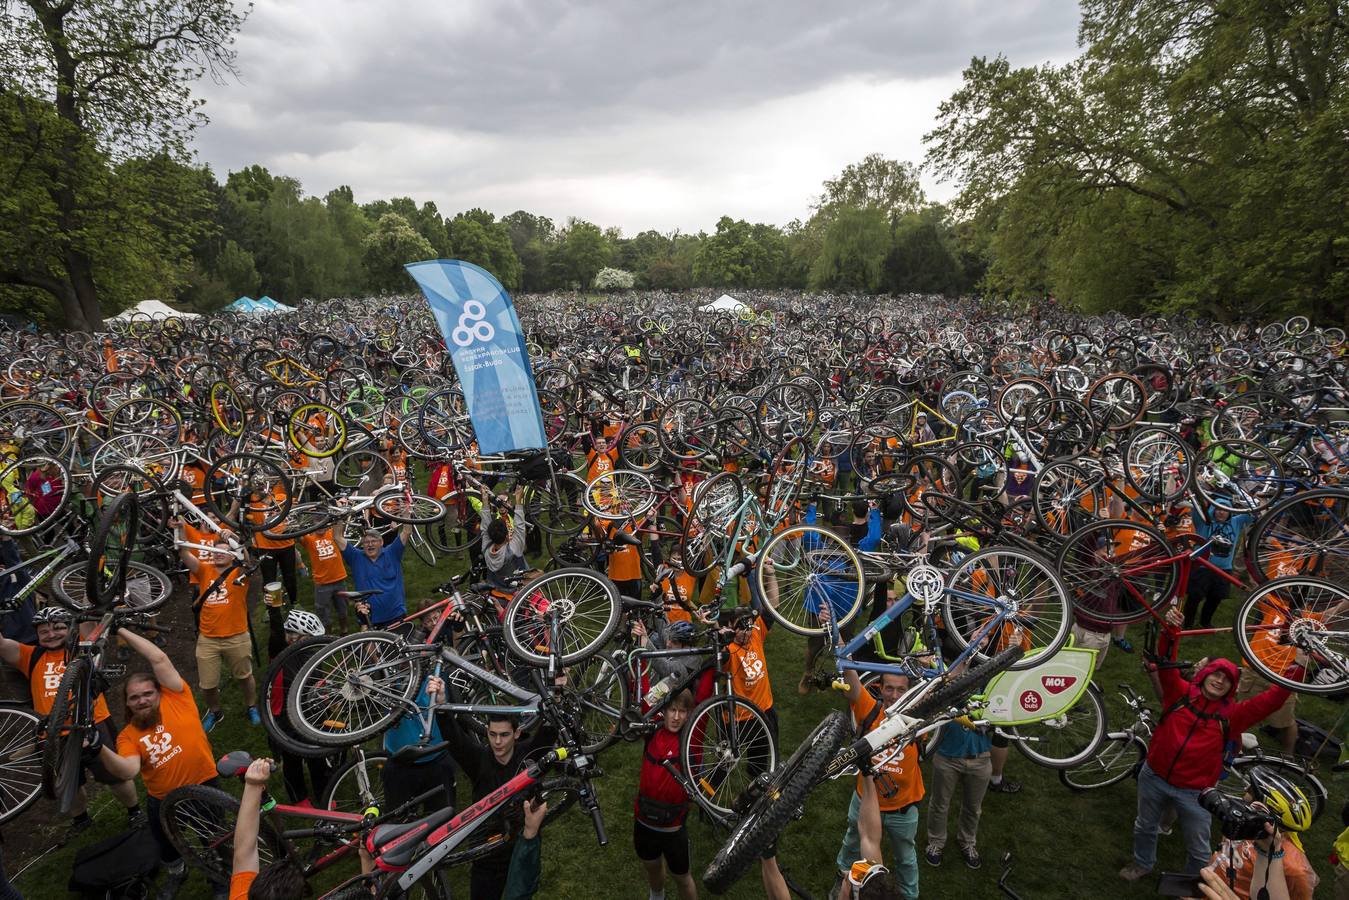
[1194,510,1251,570]
[341,536,407,624]
[935,721,992,759]
[383,681,445,764]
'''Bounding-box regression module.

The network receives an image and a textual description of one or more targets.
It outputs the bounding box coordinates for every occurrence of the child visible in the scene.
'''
[634,689,698,900]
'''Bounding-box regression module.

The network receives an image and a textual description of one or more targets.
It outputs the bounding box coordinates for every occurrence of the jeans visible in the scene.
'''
[925,753,991,854]
[1133,762,1212,873]
[836,792,919,899]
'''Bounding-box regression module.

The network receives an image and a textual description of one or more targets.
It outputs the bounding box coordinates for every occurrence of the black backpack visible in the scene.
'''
[68,827,159,899]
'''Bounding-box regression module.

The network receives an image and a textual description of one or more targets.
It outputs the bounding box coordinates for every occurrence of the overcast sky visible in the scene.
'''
[194,0,1082,234]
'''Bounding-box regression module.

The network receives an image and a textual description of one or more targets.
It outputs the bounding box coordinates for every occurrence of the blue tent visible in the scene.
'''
[255,295,296,313]
[227,296,261,312]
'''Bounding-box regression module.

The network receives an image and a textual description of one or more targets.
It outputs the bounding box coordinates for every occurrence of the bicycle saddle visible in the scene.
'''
[335,589,380,600]
[366,806,456,869]
[217,750,254,779]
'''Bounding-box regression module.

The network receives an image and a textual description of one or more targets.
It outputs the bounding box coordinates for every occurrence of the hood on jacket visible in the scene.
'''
[1192,657,1241,701]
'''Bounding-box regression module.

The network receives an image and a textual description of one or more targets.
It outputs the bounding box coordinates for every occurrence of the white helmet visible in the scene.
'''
[283,608,325,637]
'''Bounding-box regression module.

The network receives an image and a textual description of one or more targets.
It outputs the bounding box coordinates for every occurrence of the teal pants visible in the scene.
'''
[836,791,920,899]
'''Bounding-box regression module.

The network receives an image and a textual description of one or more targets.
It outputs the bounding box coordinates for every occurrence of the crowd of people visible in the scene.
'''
[0,291,1344,900]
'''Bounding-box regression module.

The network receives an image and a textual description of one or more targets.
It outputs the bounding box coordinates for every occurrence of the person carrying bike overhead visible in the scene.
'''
[0,606,141,835]
[427,674,557,900]
[228,756,306,900]
[1121,607,1305,881]
[95,628,222,900]
[480,483,529,611]
[264,609,333,805]
[334,520,413,629]
[632,686,699,900]
[175,519,259,732]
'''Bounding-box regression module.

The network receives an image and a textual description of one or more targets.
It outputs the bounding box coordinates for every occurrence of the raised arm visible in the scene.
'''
[233,759,273,876]
[0,635,20,669]
[119,627,184,693]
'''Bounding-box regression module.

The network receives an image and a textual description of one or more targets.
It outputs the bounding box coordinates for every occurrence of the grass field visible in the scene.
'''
[9,542,1345,899]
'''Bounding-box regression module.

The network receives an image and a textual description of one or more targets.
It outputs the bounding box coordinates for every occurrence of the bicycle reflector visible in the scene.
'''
[906,565,944,604]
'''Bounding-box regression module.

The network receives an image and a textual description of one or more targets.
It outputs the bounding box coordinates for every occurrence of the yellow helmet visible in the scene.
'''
[1248,767,1313,848]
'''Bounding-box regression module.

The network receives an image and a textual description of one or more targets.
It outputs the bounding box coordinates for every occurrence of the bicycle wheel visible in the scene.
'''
[260,635,337,758]
[0,706,42,826]
[40,658,87,815]
[679,695,778,818]
[1234,576,1349,694]
[1032,461,1102,538]
[702,711,848,895]
[1221,756,1328,824]
[0,455,70,537]
[1087,373,1146,431]
[1054,519,1177,625]
[680,472,744,578]
[287,402,347,459]
[502,568,622,667]
[563,654,628,755]
[287,632,421,745]
[1245,487,1349,584]
[942,547,1070,670]
[321,751,388,816]
[1123,426,1193,503]
[162,783,285,883]
[85,491,139,610]
[265,502,337,542]
[205,453,294,532]
[582,469,657,521]
[1006,682,1107,769]
[1059,734,1146,790]
[1192,440,1284,514]
[426,491,475,556]
[372,489,445,525]
[617,421,663,472]
[755,525,865,637]
[50,560,173,613]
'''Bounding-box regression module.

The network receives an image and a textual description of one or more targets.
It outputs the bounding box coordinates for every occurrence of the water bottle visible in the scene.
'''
[644,675,676,707]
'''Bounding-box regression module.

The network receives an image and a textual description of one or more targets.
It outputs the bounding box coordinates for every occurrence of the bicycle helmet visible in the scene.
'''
[32,606,72,627]
[667,621,697,644]
[283,608,325,637]
[1247,767,1313,844]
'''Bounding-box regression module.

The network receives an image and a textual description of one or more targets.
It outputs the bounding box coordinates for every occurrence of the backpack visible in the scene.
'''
[67,827,160,899]
[1160,692,1237,767]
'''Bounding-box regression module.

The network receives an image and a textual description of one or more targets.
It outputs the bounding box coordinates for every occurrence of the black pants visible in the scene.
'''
[613,579,642,601]
[746,705,779,779]
[1183,566,1229,628]
[259,546,299,606]
[268,735,335,805]
[469,846,512,900]
[382,753,456,817]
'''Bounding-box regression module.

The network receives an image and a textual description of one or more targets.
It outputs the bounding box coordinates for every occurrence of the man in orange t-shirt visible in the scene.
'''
[177,521,257,731]
[298,526,349,634]
[229,756,307,900]
[0,606,141,832]
[605,520,643,600]
[96,628,220,897]
[721,608,776,738]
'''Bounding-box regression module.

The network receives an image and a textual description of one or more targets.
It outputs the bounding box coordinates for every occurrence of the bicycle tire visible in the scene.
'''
[1222,755,1328,824]
[260,635,338,758]
[287,631,422,746]
[85,491,138,610]
[50,560,173,613]
[755,525,865,637]
[1054,519,1177,625]
[680,472,743,578]
[0,706,43,826]
[942,548,1070,671]
[1059,733,1146,791]
[702,711,850,895]
[162,783,286,883]
[40,657,87,814]
[265,502,337,542]
[679,695,778,817]
[502,568,622,667]
[0,455,71,537]
[1244,487,1349,585]
[1006,681,1107,769]
[373,490,446,525]
[321,751,388,815]
[1233,576,1349,694]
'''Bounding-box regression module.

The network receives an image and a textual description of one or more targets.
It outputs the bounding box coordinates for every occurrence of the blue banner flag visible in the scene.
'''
[405,259,547,454]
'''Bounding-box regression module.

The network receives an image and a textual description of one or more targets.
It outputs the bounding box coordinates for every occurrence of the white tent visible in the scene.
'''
[109,298,200,320]
[697,294,748,314]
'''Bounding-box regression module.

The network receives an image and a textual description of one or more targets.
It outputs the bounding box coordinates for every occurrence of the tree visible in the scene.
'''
[557,219,610,289]
[593,267,635,290]
[693,217,784,288]
[815,154,925,227]
[446,209,523,289]
[502,211,556,292]
[809,206,891,293]
[884,209,962,295]
[0,0,249,329]
[362,213,434,293]
[214,239,260,297]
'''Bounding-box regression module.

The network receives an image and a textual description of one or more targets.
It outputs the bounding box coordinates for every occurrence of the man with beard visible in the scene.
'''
[0,606,141,836]
[96,628,220,900]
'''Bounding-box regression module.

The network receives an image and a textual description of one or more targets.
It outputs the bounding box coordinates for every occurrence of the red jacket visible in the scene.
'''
[635,727,688,827]
[1146,629,1296,790]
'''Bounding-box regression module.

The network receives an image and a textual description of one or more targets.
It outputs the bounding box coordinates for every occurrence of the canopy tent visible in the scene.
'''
[108,298,200,320]
[227,296,261,312]
[697,294,748,314]
[229,295,295,314]
[256,295,296,312]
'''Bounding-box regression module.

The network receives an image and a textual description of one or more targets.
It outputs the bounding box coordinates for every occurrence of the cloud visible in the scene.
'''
[194,0,1081,232]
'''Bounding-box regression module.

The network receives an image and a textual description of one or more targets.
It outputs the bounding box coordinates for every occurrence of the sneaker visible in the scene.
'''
[202,709,225,733]
[1113,637,1135,654]
[924,847,943,866]
[988,777,1022,794]
[961,848,981,870]
[246,706,261,726]
[1119,863,1151,882]
[61,816,93,845]
[156,865,189,900]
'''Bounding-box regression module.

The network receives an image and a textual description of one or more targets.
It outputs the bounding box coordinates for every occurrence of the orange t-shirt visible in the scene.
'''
[193,560,249,638]
[180,463,208,504]
[606,524,642,582]
[115,682,216,799]
[249,486,293,551]
[15,644,111,722]
[657,571,697,624]
[299,529,347,586]
[727,615,773,716]
[587,448,618,484]
[428,465,455,501]
[850,692,925,811]
[229,870,256,900]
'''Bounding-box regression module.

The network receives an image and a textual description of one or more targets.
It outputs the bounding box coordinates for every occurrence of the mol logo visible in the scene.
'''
[452,300,495,347]
[1041,675,1077,695]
